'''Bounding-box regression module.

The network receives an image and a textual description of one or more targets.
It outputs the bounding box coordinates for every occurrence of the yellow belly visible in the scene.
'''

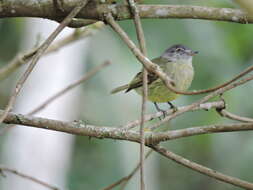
[135,80,179,103]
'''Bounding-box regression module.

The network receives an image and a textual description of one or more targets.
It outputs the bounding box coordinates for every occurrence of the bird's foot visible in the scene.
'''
[154,102,167,119]
[168,102,178,113]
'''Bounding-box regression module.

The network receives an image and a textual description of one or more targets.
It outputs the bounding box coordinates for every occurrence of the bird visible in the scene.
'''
[111,44,198,114]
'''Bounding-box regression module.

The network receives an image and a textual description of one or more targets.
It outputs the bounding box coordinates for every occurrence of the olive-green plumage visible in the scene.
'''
[111,44,197,103]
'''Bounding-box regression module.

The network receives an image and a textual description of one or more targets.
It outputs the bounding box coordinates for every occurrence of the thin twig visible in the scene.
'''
[0,166,59,190]
[102,150,153,190]
[149,74,253,131]
[183,64,253,94]
[120,150,152,190]
[139,51,147,188]
[0,49,37,81]
[102,177,127,190]
[0,21,104,81]
[217,109,253,123]
[45,21,104,53]
[105,13,175,90]
[127,0,147,189]
[151,145,253,190]
[0,61,110,135]
[105,13,253,96]
[0,0,90,124]
[123,101,225,130]
[28,61,111,115]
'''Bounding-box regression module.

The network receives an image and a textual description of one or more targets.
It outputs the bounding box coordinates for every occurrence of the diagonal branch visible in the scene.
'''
[0,166,59,190]
[0,0,90,124]
[105,13,175,92]
[0,21,104,81]
[28,61,111,115]
[217,109,253,123]
[105,13,253,98]
[151,145,253,190]
[0,61,111,135]
[102,150,153,190]
[150,74,253,130]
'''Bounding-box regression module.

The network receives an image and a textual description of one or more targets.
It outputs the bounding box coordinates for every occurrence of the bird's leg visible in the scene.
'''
[167,102,178,113]
[154,102,166,119]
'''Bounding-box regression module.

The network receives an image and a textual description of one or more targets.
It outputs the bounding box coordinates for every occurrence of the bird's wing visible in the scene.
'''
[125,72,158,92]
[125,57,169,92]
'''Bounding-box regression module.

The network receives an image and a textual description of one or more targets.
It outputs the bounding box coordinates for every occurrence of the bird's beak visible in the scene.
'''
[185,50,199,56]
[190,51,199,56]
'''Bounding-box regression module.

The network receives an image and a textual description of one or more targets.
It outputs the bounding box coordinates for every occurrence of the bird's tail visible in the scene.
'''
[110,84,129,94]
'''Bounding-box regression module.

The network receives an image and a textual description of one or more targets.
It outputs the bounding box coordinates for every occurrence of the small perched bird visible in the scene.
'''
[111,44,198,112]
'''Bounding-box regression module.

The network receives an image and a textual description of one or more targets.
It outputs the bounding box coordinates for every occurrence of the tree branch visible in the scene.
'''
[105,13,176,92]
[2,111,253,189]
[0,0,90,123]
[0,166,59,190]
[150,74,253,130]
[102,150,153,190]
[106,12,253,98]
[127,0,147,189]
[149,123,253,144]
[0,21,104,81]
[0,61,111,135]
[2,109,253,144]
[151,145,253,190]
[0,2,252,24]
[28,61,111,115]
[123,101,225,130]
[217,109,253,123]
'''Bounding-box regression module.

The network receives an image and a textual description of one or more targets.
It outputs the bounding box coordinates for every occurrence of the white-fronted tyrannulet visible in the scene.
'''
[111,44,198,111]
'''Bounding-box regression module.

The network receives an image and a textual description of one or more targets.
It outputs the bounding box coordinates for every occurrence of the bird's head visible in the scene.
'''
[161,44,198,62]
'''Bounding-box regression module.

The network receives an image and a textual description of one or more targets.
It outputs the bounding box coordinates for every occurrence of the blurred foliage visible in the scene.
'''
[0,19,23,62]
[0,18,24,106]
[1,0,253,190]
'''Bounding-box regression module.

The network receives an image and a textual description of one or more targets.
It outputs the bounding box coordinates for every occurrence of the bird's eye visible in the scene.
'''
[176,48,182,52]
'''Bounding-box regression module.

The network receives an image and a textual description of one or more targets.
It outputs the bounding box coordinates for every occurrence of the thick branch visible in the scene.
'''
[0,2,252,24]
[2,109,253,144]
